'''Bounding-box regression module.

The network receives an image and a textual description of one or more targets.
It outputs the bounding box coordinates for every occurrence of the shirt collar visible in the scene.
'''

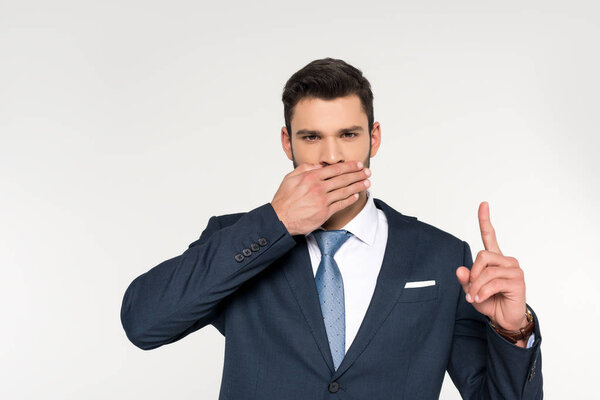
[341,190,378,246]
[306,190,378,247]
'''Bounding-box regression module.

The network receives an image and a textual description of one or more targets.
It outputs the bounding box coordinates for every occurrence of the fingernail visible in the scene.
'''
[466,293,472,302]
[475,295,480,303]
[357,161,363,168]
[364,179,370,187]
[365,168,371,177]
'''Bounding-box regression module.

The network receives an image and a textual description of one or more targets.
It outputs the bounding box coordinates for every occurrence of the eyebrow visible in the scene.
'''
[295,125,364,136]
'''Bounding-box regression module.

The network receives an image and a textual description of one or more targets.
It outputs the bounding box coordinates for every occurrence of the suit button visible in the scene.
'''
[250,243,260,252]
[242,248,252,257]
[234,253,244,262]
[328,381,339,393]
[258,237,268,246]
[528,359,537,382]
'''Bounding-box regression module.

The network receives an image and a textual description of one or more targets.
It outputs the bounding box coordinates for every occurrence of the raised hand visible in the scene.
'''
[456,202,528,334]
[271,161,370,236]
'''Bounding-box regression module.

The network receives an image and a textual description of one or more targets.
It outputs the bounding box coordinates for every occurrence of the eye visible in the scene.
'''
[342,132,358,138]
[302,135,319,141]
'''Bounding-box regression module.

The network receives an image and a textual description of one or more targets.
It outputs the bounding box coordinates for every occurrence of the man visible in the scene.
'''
[120,58,542,399]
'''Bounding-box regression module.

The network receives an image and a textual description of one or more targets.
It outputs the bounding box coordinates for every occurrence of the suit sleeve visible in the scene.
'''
[120,203,297,350]
[446,241,543,399]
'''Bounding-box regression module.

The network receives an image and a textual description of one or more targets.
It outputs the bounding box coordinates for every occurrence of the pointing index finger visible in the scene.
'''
[478,201,502,255]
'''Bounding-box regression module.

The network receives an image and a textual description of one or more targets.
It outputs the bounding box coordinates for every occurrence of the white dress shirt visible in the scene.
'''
[306,190,387,354]
[305,190,535,354]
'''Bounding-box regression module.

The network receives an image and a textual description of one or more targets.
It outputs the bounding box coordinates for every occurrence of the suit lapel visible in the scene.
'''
[332,198,420,379]
[282,198,420,378]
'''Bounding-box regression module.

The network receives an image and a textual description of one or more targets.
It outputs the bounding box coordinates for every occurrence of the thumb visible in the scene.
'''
[456,266,471,295]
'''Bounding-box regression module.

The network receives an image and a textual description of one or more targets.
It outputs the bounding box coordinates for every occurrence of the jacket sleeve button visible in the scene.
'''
[528,358,537,381]
[242,248,252,257]
[234,253,244,262]
[258,237,268,246]
[250,243,260,252]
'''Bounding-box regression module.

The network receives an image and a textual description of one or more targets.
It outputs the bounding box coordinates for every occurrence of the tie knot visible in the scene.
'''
[313,229,351,257]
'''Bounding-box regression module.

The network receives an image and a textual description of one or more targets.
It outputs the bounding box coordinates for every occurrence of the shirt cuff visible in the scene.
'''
[526,332,535,349]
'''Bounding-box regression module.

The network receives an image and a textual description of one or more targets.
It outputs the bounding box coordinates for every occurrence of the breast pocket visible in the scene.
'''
[397,283,439,303]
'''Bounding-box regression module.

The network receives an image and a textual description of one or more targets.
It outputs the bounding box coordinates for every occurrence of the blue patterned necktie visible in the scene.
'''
[313,229,352,371]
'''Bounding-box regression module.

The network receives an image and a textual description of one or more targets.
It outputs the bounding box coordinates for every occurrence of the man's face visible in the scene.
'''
[281,94,381,168]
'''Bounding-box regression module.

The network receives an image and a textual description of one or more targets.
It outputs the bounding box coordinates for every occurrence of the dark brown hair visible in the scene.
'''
[282,57,374,136]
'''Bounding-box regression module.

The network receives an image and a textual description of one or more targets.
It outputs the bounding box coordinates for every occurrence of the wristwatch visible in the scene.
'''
[489,307,535,344]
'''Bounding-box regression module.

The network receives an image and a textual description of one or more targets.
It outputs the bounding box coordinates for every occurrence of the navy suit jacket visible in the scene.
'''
[120,198,543,399]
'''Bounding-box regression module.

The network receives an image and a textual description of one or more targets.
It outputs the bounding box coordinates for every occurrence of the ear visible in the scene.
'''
[369,121,382,158]
[281,126,294,161]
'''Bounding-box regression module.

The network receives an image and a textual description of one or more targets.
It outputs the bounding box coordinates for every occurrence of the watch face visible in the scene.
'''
[525,308,533,322]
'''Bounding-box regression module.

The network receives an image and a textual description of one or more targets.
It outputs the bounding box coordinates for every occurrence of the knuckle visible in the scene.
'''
[319,196,328,208]
[343,172,355,184]
[482,281,496,297]
[492,266,503,278]
[479,286,490,299]
[303,172,317,184]
[489,279,499,292]
[490,266,501,278]
[480,267,492,280]
[309,184,322,196]
[338,184,349,196]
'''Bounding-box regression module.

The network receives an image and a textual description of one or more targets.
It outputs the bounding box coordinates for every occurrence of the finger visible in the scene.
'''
[468,266,523,303]
[325,179,370,205]
[315,161,363,180]
[323,168,371,192]
[327,192,360,217]
[478,201,502,255]
[288,163,322,177]
[471,278,514,304]
[469,250,517,284]
[456,266,471,296]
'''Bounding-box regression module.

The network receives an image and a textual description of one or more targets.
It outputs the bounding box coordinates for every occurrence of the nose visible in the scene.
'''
[319,136,344,166]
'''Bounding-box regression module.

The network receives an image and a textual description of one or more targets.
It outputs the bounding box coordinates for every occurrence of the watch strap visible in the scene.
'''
[489,307,535,344]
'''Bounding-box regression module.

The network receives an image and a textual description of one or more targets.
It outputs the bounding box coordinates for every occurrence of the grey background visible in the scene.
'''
[1,0,598,398]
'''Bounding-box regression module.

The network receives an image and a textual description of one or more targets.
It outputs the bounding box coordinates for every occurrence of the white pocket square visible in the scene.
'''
[404,280,436,288]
